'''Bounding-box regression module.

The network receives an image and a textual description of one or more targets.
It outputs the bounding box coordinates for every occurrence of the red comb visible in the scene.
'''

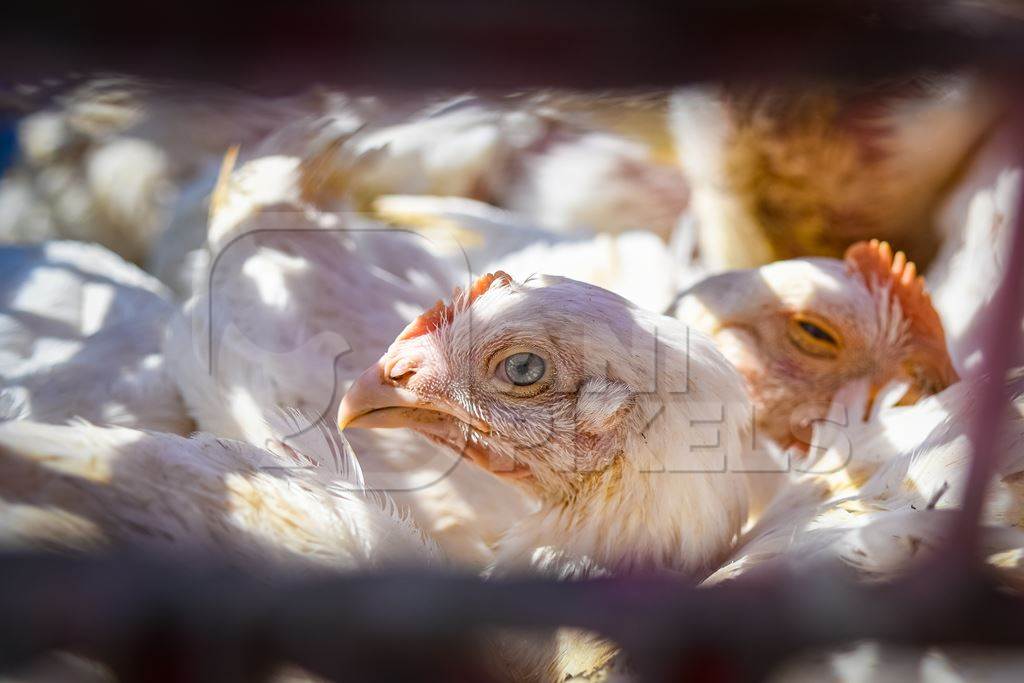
[844,239,951,361]
[396,271,513,341]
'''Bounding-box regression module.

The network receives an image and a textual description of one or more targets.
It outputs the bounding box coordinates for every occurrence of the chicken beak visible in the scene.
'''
[337,360,423,430]
[337,357,491,434]
[865,351,960,413]
[897,356,960,407]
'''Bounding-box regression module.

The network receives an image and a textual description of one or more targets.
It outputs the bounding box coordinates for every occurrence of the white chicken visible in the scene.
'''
[0,240,191,433]
[336,269,754,679]
[0,78,313,266]
[686,370,1024,683]
[673,239,960,453]
[0,417,441,572]
[163,152,534,568]
[711,371,1024,585]
[339,94,688,240]
[339,270,752,578]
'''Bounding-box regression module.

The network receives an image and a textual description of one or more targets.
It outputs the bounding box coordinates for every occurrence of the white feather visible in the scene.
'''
[163,153,534,569]
[0,241,191,434]
[929,125,1024,376]
[0,419,442,571]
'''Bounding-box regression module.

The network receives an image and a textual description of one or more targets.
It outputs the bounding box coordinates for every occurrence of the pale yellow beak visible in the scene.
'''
[339,357,534,480]
[338,360,422,430]
[337,357,490,434]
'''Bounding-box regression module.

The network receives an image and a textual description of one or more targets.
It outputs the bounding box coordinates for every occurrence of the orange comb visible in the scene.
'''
[844,240,945,344]
[396,271,513,341]
[844,239,958,383]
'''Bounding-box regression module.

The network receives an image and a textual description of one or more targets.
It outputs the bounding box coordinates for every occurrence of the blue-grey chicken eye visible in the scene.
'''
[504,352,546,386]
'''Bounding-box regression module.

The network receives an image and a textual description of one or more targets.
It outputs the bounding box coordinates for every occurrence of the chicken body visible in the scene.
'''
[712,372,1024,584]
[0,418,440,572]
[372,194,691,313]
[929,124,1024,376]
[0,241,191,433]
[670,75,1003,271]
[0,78,312,265]
[338,93,687,240]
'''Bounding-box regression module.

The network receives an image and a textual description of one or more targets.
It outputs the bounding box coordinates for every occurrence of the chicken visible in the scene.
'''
[338,270,751,577]
[492,128,687,239]
[670,75,1004,271]
[671,239,959,453]
[3,82,689,307]
[0,78,312,265]
[679,370,1024,683]
[337,270,751,678]
[0,417,441,572]
[163,152,534,568]
[341,93,687,240]
[0,240,192,433]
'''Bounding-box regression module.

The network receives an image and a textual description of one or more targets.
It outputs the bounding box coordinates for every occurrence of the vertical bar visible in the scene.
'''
[951,117,1024,556]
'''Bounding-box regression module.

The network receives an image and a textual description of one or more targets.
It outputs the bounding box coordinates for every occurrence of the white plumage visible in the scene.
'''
[711,373,1024,584]
[929,127,1024,376]
[0,417,441,571]
[163,150,533,568]
[2,80,1024,683]
[371,193,690,312]
[335,270,752,679]
[341,95,686,238]
[0,79,308,265]
[0,240,191,433]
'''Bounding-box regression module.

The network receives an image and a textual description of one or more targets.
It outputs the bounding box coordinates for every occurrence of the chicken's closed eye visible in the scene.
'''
[788,315,841,358]
[674,239,959,449]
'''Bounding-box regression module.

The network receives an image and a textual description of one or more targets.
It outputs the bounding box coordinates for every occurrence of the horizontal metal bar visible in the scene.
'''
[0,550,1022,681]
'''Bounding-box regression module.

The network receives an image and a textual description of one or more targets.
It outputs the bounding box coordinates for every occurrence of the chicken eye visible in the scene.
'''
[787,315,841,358]
[798,320,836,344]
[502,352,546,386]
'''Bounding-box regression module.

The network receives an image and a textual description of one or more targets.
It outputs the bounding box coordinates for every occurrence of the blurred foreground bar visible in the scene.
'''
[2,1,1024,93]
[1,551,1023,681]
